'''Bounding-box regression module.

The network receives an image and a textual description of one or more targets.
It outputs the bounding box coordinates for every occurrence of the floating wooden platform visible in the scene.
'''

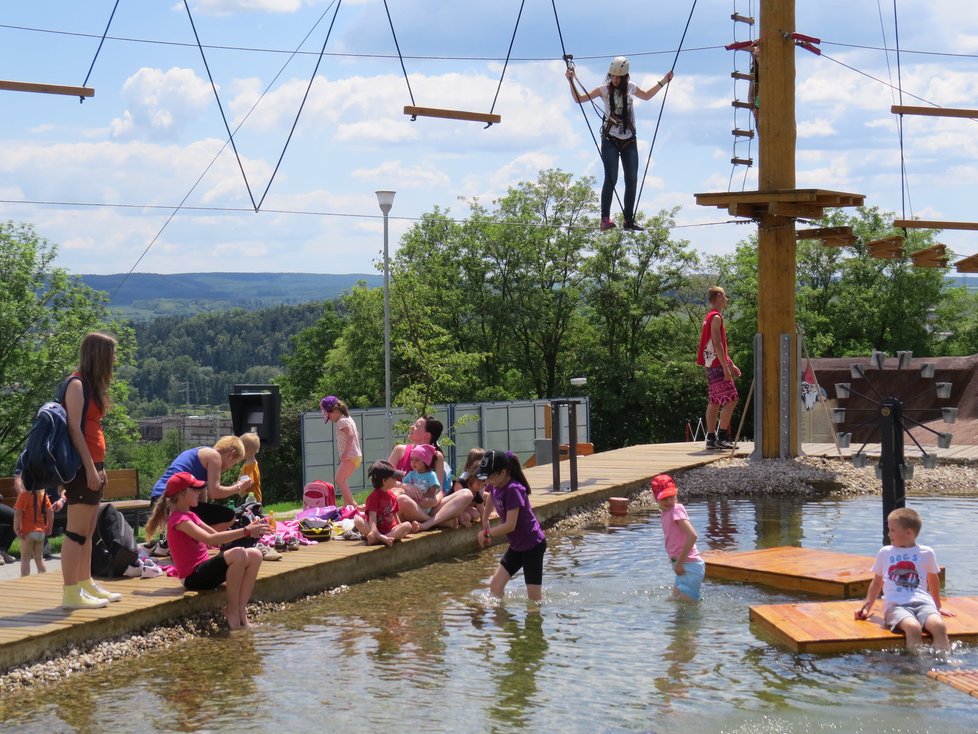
[750,596,978,653]
[704,546,876,597]
[928,669,978,699]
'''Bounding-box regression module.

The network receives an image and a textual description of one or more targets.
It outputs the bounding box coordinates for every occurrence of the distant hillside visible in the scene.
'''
[80,272,382,319]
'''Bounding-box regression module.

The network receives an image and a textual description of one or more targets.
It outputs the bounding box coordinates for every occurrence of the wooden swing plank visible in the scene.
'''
[404,106,501,124]
[0,79,94,98]
[893,219,978,231]
[796,226,853,240]
[891,104,978,120]
[865,235,904,248]
[955,254,978,273]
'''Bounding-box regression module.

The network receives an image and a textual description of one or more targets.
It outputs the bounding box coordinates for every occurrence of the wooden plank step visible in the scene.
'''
[404,106,501,124]
[928,669,978,699]
[750,596,978,653]
[703,546,945,598]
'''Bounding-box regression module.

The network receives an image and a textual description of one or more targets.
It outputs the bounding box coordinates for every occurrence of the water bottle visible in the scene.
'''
[267,511,277,530]
[245,491,257,505]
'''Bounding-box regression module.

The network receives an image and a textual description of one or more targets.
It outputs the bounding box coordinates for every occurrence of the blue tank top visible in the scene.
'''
[151,447,206,499]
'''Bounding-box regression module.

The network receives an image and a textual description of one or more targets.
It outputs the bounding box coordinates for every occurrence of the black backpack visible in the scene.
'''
[19,376,89,491]
[91,504,139,578]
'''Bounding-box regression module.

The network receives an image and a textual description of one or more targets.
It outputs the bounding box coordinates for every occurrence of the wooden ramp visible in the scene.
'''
[928,669,978,699]
[750,596,978,653]
[0,442,726,671]
[704,546,879,598]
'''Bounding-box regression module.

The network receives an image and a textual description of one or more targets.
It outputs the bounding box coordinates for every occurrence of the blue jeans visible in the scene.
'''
[601,136,639,221]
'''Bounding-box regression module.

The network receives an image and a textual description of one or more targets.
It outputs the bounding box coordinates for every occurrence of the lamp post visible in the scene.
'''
[375,190,396,450]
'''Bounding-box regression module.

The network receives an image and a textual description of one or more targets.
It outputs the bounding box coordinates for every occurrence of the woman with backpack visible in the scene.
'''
[61,332,122,610]
[565,57,673,232]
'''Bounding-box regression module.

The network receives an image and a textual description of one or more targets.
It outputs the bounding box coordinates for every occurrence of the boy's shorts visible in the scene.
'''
[706,366,738,406]
[674,559,706,601]
[885,599,941,632]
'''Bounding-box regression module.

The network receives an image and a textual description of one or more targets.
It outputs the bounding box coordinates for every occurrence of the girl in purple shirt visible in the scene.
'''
[477,450,546,602]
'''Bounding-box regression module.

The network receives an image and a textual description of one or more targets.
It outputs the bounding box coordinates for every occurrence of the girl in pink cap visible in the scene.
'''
[320,395,362,507]
[651,474,705,602]
[393,443,441,523]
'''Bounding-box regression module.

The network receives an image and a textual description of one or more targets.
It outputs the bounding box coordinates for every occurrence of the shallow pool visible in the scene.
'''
[3,495,977,733]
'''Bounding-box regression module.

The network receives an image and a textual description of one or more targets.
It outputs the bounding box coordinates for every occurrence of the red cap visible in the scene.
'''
[165,471,207,497]
[650,474,677,500]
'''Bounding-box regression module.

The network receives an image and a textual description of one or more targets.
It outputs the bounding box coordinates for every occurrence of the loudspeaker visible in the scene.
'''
[229,384,280,447]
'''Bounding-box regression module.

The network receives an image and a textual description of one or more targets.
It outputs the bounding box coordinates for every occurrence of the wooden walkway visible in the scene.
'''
[703,546,945,598]
[928,669,978,699]
[0,441,725,672]
[750,597,978,653]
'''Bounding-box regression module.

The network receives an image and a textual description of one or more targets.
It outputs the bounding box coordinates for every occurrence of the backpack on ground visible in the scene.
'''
[91,504,139,578]
[19,376,90,492]
[303,480,335,509]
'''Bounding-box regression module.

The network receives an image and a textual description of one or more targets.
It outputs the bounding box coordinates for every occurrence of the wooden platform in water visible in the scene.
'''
[0,441,725,671]
[703,546,881,598]
[928,669,978,699]
[750,596,978,653]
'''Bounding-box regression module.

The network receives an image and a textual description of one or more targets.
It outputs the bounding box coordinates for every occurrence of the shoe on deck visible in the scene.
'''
[62,585,109,610]
[82,579,122,602]
[257,542,283,561]
[0,549,14,564]
[600,218,616,231]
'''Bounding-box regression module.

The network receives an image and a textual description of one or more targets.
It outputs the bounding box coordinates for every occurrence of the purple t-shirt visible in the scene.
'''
[489,481,545,551]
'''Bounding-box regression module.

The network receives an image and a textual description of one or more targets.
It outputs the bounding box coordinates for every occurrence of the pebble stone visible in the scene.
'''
[3,455,975,691]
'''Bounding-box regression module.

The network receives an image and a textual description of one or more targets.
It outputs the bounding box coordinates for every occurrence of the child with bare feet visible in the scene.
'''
[417,448,486,531]
[393,444,441,523]
[356,461,419,546]
[144,472,268,629]
[855,507,954,652]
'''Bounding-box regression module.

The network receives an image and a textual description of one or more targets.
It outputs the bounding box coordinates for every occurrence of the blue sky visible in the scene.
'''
[2,1,977,277]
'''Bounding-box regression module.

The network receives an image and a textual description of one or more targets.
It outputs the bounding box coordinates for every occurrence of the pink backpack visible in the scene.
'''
[303,480,335,509]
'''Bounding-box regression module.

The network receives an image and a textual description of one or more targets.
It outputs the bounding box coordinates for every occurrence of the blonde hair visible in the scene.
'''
[465,448,486,475]
[144,494,179,539]
[77,332,117,409]
[240,432,260,455]
[214,435,245,463]
[707,286,726,306]
[889,507,922,535]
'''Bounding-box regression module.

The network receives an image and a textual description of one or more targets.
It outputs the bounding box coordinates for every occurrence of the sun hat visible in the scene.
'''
[320,395,339,413]
[650,474,677,500]
[410,444,436,467]
[476,449,509,480]
[164,471,206,497]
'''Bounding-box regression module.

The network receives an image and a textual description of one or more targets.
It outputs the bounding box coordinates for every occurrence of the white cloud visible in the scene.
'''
[351,161,451,189]
[186,0,305,16]
[111,68,214,140]
[798,119,836,137]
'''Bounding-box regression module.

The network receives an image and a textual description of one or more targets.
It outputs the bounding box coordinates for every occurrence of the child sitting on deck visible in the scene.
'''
[393,444,442,523]
[651,474,705,602]
[354,460,419,546]
[144,472,269,630]
[855,507,954,652]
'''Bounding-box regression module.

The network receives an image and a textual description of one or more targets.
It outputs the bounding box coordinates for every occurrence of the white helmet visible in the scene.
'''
[609,56,629,76]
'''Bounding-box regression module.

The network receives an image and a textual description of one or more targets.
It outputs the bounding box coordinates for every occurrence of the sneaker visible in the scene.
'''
[257,542,283,561]
[0,549,14,564]
[124,562,144,578]
[141,563,165,579]
[285,537,301,551]
[600,217,616,231]
[145,539,170,558]
[717,429,737,450]
[623,221,644,231]
[62,584,109,610]
[81,579,122,603]
[705,433,719,450]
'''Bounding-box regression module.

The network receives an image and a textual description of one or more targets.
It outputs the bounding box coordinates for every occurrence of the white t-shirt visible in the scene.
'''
[600,82,637,140]
[871,543,940,609]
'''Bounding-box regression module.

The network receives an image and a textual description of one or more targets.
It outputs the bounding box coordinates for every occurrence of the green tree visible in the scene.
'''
[0,221,131,471]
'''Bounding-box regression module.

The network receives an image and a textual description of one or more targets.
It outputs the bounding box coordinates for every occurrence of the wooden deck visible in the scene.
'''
[928,669,978,699]
[750,596,978,653]
[0,441,726,671]
[703,546,945,598]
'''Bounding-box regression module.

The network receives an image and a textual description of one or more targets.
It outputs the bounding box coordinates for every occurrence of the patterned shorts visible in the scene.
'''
[706,366,739,406]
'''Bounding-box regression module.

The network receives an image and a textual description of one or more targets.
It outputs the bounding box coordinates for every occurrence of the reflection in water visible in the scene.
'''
[752,495,804,548]
[486,607,548,731]
[705,497,737,549]
[653,603,702,707]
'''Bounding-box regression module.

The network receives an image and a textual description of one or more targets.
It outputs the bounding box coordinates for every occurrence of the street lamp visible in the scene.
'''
[375,190,396,450]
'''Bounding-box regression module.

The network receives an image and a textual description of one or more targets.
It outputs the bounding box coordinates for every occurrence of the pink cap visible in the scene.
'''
[650,474,677,500]
[410,444,436,468]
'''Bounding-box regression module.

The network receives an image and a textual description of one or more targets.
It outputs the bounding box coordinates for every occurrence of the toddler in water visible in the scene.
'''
[651,474,705,602]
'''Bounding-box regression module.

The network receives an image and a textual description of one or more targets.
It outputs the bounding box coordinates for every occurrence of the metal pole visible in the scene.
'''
[568,400,579,492]
[551,401,561,492]
[383,210,392,450]
[879,398,906,545]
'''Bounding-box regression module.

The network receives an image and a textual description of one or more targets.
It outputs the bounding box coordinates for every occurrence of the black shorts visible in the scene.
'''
[499,538,547,586]
[64,462,104,506]
[183,553,229,591]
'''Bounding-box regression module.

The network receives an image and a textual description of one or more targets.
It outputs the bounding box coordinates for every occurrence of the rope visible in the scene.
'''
[257,0,342,209]
[635,0,698,212]
[486,0,527,127]
[893,0,908,224]
[79,0,121,102]
[183,0,258,211]
[382,0,416,109]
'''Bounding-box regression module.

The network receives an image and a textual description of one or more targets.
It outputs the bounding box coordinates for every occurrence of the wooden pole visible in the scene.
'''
[756,0,799,458]
[730,377,755,457]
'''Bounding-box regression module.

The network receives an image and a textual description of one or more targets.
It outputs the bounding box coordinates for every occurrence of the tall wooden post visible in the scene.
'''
[756,0,798,458]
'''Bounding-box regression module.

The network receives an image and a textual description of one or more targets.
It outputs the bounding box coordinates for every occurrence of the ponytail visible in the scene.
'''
[505,451,532,495]
[144,496,176,539]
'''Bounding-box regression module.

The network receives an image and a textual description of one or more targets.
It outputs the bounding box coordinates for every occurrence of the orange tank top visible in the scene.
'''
[70,372,106,463]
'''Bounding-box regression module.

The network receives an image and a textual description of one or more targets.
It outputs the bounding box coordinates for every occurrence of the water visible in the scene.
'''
[3,495,977,734]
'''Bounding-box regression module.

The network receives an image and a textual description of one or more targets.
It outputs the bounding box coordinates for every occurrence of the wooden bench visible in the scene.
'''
[1,468,150,529]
